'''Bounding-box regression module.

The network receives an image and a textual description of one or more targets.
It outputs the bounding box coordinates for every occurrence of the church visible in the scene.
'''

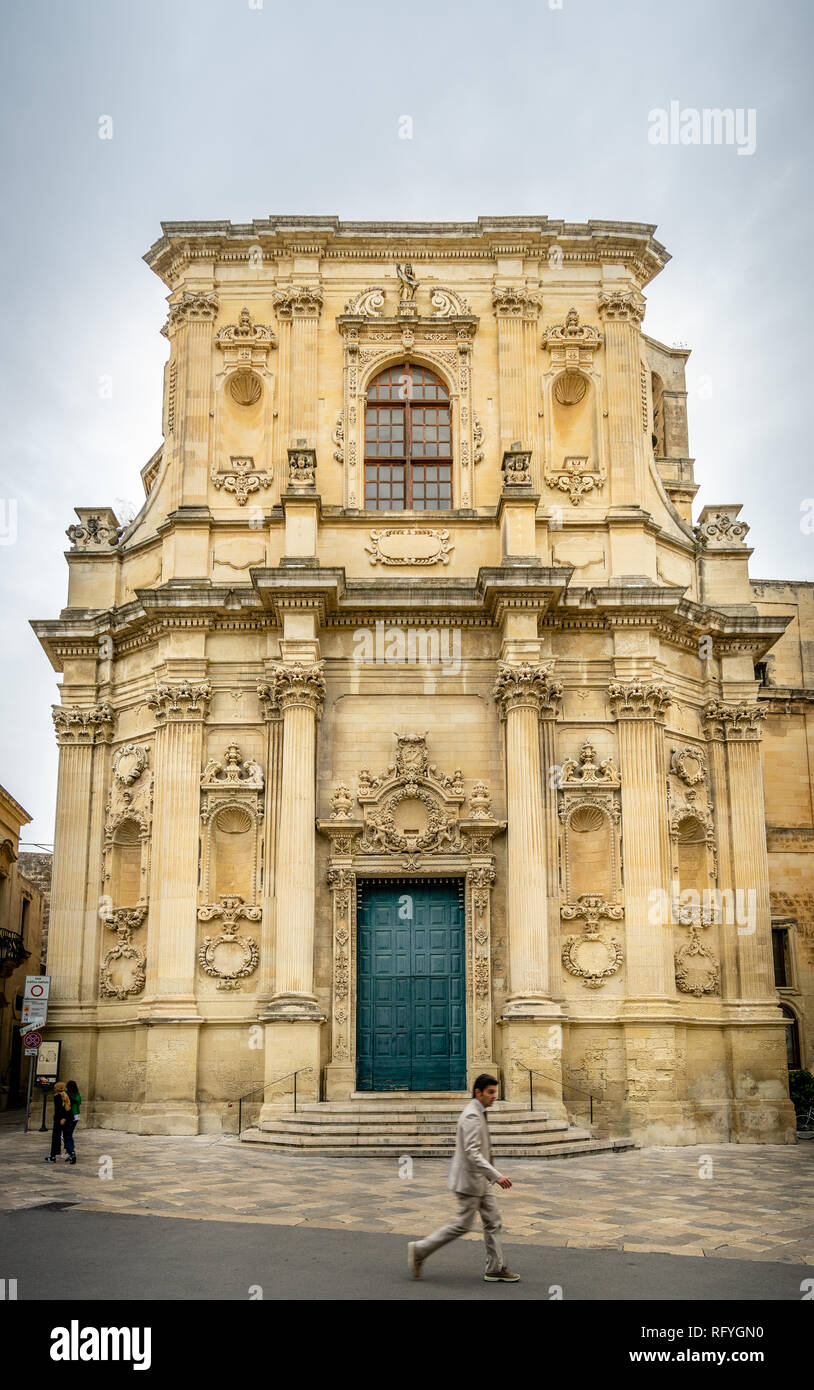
[32,215,813,1147]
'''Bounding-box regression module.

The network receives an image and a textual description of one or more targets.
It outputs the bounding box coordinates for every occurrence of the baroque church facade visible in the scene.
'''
[33,216,813,1145]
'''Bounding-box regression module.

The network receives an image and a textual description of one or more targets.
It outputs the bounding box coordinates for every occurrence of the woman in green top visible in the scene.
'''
[63,1080,81,1159]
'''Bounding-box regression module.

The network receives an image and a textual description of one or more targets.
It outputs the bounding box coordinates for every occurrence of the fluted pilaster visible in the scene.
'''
[265,662,326,1018]
[274,285,323,446]
[609,680,674,999]
[494,661,562,1009]
[597,289,648,506]
[164,290,218,506]
[704,701,774,1002]
[143,681,210,1009]
[492,287,541,457]
[257,682,284,1001]
[49,705,115,1004]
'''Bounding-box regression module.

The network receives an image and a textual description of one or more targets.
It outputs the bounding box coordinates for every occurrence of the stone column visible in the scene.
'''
[260,661,326,1114]
[703,700,794,1142]
[256,680,284,1004]
[49,705,115,1005]
[139,679,210,1134]
[164,290,219,507]
[609,679,674,1001]
[492,287,541,474]
[597,289,649,506]
[539,710,563,999]
[493,661,566,1115]
[610,679,692,1144]
[273,285,323,448]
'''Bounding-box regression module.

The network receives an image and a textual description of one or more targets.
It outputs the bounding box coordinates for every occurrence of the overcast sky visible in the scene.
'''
[1,0,812,843]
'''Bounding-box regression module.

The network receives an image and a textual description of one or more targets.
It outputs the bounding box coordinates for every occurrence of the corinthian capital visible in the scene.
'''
[703,700,765,743]
[273,284,324,319]
[491,286,542,320]
[146,680,211,723]
[608,680,671,721]
[269,661,326,716]
[493,661,562,719]
[163,290,219,337]
[52,703,115,746]
[596,289,646,324]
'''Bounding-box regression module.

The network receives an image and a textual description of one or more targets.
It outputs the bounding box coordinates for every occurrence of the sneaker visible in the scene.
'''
[68,1156,76,1165]
[407,1242,423,1279]
[44,1156,56,1163]
[484,1266,521,1282]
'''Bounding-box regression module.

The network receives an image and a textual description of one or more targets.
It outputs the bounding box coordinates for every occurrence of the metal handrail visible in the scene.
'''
[231,1068,313,1135]
[517,1065,597,1124]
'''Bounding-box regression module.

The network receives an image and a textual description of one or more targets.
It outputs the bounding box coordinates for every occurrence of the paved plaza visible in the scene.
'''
[2,1120,812,1266]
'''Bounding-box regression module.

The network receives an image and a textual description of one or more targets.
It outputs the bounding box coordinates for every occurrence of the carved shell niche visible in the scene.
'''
[229,371,263,406]
[554,371,588,406]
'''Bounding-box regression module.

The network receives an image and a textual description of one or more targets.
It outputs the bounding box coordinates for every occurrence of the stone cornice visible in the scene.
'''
[144,217,670,290]
[52,703,115,746]
[493,661,563,720]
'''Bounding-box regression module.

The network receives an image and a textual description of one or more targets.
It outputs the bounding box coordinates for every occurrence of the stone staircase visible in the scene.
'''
[239,1093,637,1159]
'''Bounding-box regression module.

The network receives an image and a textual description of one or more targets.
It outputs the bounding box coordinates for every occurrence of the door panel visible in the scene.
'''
[356,880,466,1091]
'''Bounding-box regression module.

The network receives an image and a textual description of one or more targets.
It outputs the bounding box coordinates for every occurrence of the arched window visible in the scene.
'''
[364,363,452,511]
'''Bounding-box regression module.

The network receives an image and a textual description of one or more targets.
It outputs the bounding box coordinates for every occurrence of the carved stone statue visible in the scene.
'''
[396,262,419,304]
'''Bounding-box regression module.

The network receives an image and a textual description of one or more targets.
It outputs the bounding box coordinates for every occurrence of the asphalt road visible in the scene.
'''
[0,1207,804,1301]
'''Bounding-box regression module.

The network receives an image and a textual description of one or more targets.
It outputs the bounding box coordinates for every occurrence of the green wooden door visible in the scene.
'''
[356,880,466,1091]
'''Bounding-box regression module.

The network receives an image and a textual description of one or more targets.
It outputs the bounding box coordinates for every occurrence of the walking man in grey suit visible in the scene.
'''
[408,1074,520,1282]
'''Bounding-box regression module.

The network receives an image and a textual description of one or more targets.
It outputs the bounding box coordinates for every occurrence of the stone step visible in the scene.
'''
[297,1100,531,1114]
[272,1111,562,1129]
[239,1131,636,1160]
[259,1122,580,1142]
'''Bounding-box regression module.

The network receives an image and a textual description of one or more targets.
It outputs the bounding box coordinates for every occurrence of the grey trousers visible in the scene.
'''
[414,1188,504,1273]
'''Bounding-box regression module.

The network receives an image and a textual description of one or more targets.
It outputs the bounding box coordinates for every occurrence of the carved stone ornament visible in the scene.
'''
[491,286,542,319]
[147,681,211,723]
[66,508,123,549]
[501,448,533,488]
[212,456,272,505]
[596,289,646,324]
[332,415,344,464]
[266,662,326,716]
[493,662,563,720]
[561,741,619,786]
[329,784,353,820]
[365,528,454,567]
[163,290,219,336]
[197,894,260,990]
[670,746,706,787]
[430,287,471,317]
[542,307,602,355]
[703,700,765,743]
[561,895,624,989]
[201,741,264,789]
[112,743,149,788]
[215,305,277,366]
[468,781,492,819]
[344,286,386,317]
[608,680,671,721]
[545,456,603,505]
[696,505,749,548]
[287,447,316,491]
[53,704,115,746]
[674,923,720,997]
[100,925,146,999]
[273,284,324,318]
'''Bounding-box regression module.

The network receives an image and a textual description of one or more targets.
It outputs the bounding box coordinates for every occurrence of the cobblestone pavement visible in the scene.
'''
[2,1122,812,1263]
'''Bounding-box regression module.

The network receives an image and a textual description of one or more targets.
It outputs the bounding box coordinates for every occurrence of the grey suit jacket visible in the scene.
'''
[448,1098,502,1194]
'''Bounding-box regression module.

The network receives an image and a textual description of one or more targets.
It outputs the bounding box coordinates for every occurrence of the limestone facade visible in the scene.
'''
[32,216,808,1145]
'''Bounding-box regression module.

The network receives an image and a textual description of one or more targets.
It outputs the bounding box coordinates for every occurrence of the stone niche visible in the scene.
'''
[557,738,625,990]
[197,741,264,992]
[212,306,277,505]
